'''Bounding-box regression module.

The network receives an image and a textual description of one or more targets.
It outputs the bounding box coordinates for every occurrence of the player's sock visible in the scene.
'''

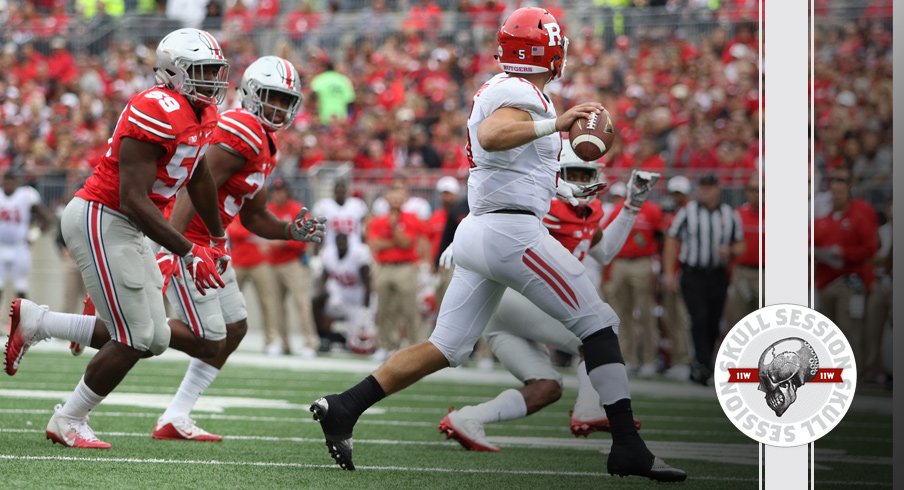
[582,327,639,440]
[60,377,105,419]
[161,358,220,422]
[458,388,527,424]
[324,375,385,435]
[574,360,603,412]
[40,311,96,346]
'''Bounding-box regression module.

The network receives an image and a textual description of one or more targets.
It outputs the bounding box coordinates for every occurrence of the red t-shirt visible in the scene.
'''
[426,207,448,263]
[605,201,663,259]
[226,219,266,268]
[735,202,762,267]
[367,211,424,264]
[267,199,308,265]
[814,200,879,291]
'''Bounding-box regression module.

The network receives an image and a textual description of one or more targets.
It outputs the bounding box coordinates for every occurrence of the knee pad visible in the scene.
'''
[582,327,624,371]
[147,324,171,356]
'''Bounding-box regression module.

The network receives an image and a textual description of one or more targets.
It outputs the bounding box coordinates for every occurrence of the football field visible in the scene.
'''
[0,343,891,489]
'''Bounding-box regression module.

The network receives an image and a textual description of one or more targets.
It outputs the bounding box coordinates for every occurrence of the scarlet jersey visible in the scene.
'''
[542,199,605,261]
[77,86,218,213]
[181,109,277,245]
[814,199,879,291]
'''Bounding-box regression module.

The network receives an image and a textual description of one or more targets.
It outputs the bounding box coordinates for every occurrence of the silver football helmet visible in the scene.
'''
[559,139,603,205]
[238,56,303,131]
[154,28,229,106]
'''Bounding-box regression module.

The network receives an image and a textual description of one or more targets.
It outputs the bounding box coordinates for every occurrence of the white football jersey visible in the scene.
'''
[467,73,561,217]
[370,196,432,221]
[0,186,40,245]
[312,196,369,247]
[321,241,371,298]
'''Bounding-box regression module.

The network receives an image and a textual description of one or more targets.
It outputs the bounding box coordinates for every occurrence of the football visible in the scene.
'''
[568,108,615,161]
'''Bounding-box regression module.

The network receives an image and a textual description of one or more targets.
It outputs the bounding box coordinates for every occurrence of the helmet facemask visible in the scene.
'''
[559,164,600,205]
[163,58,229,106]
[244,80,303,131]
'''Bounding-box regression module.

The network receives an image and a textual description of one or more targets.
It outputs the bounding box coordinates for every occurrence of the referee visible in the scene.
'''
[662,174,745,385]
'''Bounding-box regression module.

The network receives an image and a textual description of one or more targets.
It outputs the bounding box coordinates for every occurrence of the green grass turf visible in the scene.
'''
[0,349,890,488]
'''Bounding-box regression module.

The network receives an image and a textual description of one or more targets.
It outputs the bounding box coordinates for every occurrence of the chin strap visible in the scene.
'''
[587,206,638,266]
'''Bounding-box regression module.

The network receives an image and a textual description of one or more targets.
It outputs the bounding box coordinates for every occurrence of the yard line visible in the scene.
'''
[0,454,890,486]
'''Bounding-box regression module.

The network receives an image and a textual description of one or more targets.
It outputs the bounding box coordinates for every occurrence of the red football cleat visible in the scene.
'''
[45,404,111,449]
[438,409,500,453]
[570,410,642,437]
[4,299,48,376]
[152,416,223,442]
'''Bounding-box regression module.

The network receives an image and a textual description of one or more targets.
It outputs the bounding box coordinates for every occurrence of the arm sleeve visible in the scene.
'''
[588,207,638,266]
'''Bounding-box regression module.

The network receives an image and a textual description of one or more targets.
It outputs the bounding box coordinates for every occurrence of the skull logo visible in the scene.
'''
[757,338,819,417]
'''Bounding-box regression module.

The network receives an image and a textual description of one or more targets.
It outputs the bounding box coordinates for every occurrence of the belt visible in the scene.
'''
[488,209,535,216]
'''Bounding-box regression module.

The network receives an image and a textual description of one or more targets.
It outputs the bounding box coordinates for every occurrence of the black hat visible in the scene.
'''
[698,173,719,186]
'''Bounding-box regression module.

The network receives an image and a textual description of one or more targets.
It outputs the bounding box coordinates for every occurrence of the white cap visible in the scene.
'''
[667,176,692,195]
[609,182,627,197]
[436,176,460,194]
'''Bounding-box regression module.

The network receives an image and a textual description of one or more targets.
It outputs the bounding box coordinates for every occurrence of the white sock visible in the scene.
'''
[59,377,105,420]
[40,311,96,345]
[160,358,220,422]
[587,363,631,406]
[574,360,604,413]
[459,388,527,425]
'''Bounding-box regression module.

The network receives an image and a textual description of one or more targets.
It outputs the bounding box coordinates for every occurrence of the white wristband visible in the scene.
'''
[533,118,557,138]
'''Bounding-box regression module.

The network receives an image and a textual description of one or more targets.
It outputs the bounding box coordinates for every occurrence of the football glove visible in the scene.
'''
[155,251,179,294]
[210,235,231,274]
[624,170,661,212]
[182,243,226,295]
[556,180,608,206]
[438,244,454,270]
[287,207,327,243]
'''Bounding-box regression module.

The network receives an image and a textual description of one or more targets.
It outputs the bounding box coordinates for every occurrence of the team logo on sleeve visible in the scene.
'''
[715,304,856,447]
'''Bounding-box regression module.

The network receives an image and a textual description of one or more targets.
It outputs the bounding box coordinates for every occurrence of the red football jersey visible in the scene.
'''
[180,109,278,245]
[77,86,218,213]
[543,199,605,261]
[604,201,663,259]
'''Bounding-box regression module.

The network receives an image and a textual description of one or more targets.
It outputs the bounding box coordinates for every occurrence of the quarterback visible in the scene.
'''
[309,7,686,482]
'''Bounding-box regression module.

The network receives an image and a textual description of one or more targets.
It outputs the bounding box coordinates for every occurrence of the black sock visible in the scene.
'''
[604,398,642,442]
[339,375,386,419]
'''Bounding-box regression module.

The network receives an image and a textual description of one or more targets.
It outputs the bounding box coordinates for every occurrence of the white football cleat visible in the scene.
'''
[152,415,222,442]
[45,404,111,449]
[4,299,49,375]
[438,408,500,452]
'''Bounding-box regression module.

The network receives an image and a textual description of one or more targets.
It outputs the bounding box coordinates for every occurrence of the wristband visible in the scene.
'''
[533,118,557,138]
[284,222,292,240]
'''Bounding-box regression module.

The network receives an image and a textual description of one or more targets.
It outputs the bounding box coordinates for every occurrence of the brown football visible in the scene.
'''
[568,108,615,161]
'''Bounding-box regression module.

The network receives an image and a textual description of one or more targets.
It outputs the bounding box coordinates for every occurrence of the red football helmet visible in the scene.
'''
[496,7,569,80]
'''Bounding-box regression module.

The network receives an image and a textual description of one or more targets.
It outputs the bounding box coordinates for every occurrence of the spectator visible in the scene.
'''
[722,174,761,332]
[863,199,891,385]
[371,173,432,221]
[226,219,282,355]
[310,59,355,125]
[365,183,425,362]
[266,180,320,358]
[814,166,879,375]
[663,173,744,385]
[603,181,664,377]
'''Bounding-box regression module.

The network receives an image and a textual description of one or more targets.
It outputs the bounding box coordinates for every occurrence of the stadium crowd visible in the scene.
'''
[0,0,892,385]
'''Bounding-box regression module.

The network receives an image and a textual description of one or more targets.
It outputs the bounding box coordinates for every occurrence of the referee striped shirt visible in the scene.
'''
[668,200,743,269]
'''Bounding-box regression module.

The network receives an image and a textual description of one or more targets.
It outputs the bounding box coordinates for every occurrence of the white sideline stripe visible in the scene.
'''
[0,455,890,485]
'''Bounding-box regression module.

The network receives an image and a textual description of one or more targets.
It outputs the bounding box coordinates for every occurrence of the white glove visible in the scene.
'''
[556,180,608,206]
[288,207,327,243]
[624,170,661,212]
[438,244,454,270]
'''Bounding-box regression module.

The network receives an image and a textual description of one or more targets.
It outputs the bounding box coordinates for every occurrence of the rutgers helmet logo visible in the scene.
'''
[543,23,562,47]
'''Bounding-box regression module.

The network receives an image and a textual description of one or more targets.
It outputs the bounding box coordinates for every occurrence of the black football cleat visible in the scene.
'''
[607,441,687,482]
[310,396,356,471]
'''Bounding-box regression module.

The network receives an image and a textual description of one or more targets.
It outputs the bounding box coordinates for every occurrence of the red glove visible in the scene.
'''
[183,243,226,295]
[210,235,231,274]
[156,251,179,294]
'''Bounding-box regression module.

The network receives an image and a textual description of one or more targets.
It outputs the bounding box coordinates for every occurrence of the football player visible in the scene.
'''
[437,145,655,451]
[314,232,374,354]
[0,172,53,300]
[308,7,686,482]
[5,56,325,442]
[4,28,230,448]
